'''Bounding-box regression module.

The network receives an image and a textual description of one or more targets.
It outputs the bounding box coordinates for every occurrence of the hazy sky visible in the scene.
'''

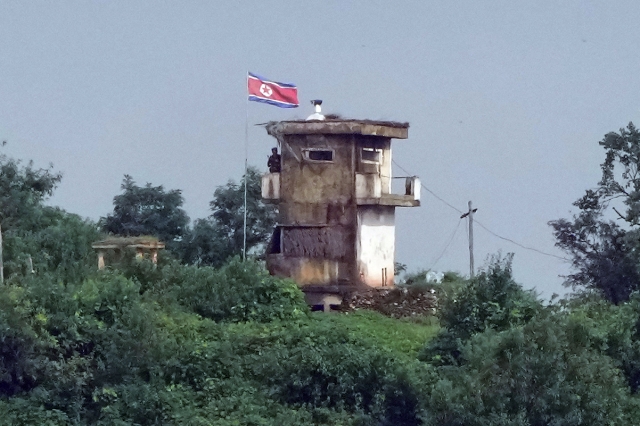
[2,1,639,297]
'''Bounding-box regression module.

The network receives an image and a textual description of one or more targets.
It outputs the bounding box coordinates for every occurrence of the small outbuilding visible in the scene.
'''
[91,236,165,270]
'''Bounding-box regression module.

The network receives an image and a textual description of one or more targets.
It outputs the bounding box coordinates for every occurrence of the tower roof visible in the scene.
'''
[266,119,409,139]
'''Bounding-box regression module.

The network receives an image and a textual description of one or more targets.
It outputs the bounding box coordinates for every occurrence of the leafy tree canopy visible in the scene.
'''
[0,149,62,229]
[421,254,541,366]
[550,123,640,303]
[101,175,189,244]
[178,166,276,267]
[0,148,99,282]
[425,311,638,426]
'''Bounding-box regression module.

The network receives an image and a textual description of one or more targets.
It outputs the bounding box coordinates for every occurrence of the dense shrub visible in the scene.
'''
[122,257,309,323]
[424,311,640,425]
[566,293,640,394]
[3,208,100,284]
[232,319,434,426]
[421,254,541,365]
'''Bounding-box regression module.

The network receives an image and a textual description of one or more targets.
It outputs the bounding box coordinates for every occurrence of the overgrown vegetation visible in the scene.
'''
[5,124,640,425]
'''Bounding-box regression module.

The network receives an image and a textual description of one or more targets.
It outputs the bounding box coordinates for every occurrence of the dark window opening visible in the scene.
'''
[311,304,325,312]
[306,149,333,162]
[361,148,381,163]
[268,227,282,254]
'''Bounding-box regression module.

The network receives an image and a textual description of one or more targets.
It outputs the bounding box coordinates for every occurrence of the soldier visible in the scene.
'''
[267,147,281,173]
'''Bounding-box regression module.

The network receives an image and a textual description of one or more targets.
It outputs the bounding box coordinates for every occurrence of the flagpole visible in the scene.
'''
[243,72,249,262]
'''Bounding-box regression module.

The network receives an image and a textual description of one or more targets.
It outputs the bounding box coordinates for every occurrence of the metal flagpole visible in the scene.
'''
[243,72,249,261]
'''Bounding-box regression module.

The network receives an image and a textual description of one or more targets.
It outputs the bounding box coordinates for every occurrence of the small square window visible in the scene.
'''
[361,148,381,163]
[305,149,334,162]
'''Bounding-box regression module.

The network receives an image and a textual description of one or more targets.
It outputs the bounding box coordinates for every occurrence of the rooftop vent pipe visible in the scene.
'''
[306,99,325,121]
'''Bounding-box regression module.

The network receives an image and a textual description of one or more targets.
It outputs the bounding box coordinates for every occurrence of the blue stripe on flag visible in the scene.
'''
[248,96,299,108]
[248,72,297,89]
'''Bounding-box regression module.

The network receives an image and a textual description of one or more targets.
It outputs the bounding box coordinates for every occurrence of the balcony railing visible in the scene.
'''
[263,172,420,207]
[356,174,420,207]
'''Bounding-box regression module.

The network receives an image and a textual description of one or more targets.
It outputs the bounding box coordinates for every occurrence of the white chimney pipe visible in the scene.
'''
[306,99,325,121]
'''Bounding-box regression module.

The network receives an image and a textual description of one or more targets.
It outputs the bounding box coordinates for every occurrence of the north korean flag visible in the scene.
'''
[247,72,299,108]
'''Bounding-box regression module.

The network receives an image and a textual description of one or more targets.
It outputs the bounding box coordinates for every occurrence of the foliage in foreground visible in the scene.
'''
[425,311,638,425]
[421,254,540,366]
[0,148,100,283]
[419,256,640,425]
[0,255,438,425]
[4,250,640,425]
[4,148,640,424]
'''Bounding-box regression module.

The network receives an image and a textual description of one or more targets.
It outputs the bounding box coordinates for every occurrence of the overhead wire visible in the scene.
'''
[392,160,464,215]
[473,220,568,261]
[391,159,570,262]
[427,218,462,271]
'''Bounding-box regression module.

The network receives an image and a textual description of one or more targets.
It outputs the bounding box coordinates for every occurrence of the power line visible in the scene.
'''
[392,160,570,262]
[473,220,568,261]
[392,160,464,215]
[427,218,462,271]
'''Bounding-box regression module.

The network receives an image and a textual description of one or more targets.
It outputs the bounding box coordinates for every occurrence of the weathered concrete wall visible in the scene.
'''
[261,173,280,200]
[355,137,391,194]
[282,226,350,260]
[305,293,343,312]
[274,133,358,286]
[279,135,354,211]
[266,124,408,291]
[267,254,352,287]
[356,205,395,287]
[355,173,382,199]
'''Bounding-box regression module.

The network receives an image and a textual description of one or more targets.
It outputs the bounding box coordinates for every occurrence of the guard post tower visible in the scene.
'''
[262,102,420,311]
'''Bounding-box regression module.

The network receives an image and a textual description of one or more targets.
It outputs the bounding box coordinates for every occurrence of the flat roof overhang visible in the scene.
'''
[266,119,409,139]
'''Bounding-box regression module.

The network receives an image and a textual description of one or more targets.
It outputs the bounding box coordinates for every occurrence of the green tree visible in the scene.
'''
[550,123,640,303]
[425,311,639,425]
[178,167,276,267]
[101,175,189,244]
[0,149,98,281]
[209,166,276,256]
[0,149,62,230]
[567,293,640,394]
[3,208,100,282]
[421,254,541,366]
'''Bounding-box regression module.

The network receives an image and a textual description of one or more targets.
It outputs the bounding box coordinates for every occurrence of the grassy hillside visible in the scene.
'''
[312,311,439,361]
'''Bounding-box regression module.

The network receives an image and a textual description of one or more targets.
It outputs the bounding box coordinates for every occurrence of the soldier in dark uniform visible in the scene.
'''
[268,147,281,173]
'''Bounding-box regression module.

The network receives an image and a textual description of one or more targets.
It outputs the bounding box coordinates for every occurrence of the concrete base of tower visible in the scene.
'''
[304,292,343,313]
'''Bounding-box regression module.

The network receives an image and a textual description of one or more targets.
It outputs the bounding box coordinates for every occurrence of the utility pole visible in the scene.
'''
[460,201,478,278]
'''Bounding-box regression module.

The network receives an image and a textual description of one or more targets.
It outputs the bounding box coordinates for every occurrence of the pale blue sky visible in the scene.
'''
[2,1,639,296]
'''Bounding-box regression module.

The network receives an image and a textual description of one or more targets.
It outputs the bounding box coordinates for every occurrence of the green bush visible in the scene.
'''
[424,311,640,425]
[566,293,640,394]
[243,321,433,426]
[164,258,308,323]
[3,208,100,284]
[421,254,541,365]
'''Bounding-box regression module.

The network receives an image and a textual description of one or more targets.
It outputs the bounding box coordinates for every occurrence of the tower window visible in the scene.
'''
[361,148,381,163]
[304,149,334,162]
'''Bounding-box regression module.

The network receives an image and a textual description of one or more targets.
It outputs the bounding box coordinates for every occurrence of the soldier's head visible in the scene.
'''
[271,147,278,154]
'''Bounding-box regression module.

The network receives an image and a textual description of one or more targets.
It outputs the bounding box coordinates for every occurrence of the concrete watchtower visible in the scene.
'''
[261,106,420,310]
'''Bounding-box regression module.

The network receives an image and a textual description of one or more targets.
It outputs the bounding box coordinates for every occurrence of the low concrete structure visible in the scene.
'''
[262,114,420,310]
[91,236,165,269]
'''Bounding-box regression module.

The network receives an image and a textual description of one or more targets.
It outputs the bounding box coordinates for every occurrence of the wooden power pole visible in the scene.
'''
[460,201,478,278]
